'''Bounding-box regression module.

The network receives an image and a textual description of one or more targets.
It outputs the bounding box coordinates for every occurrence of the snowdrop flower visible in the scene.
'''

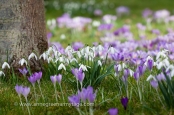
[166,65,174,77]
[28,52,37,60]
[146,74,155,81]
[2,62,10,69]
[92,20,100,27]
[58,63,66,71]
[19,58,27,66]
[156,49,169,60]
[79,64,89,71]
[47,57,53,63]
[60,34,66,39]
[39,52,48,60]
[129,69,134,77]
[70,58,78,63]
[47,47,54,56]
[98,60,102,66]
[0,71,5,76]
[108,47,116,54]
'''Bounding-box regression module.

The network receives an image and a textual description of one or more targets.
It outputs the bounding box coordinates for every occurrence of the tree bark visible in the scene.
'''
[0,0,48,71]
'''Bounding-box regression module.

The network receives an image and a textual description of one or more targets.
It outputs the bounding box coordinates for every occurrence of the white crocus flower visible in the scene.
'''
[2,62,10,69]
[28,52,37,60]
[146,74,155,81]
[98,60,102,66]
[0,71,5,76]
[19,58,27,66]
[39,52,48,60]
[58,63,66,71]
[166,65,174,78]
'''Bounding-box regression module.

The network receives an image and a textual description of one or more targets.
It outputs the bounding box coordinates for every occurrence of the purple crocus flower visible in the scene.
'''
[68,95,80,107]
[15,85,23,96]
[19,68,28,76]
[86,86,96,103]
[133,71,140,81]
[98,24,113,31]
[22,87,30,99]
[150,80,158,89]
[50,75,57,85]
[56,74,62,84]
[121,97,129,110]
[34,72,42,83]
[94,9,102,16]
[108,108,118,115]
[147,59,154,70]
[28,75,37,85]
[72,42,84,51]
[78,88,88,102]
[72,68,85,83]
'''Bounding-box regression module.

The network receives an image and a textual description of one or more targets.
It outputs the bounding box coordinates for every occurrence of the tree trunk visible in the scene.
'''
[0,0,48,71]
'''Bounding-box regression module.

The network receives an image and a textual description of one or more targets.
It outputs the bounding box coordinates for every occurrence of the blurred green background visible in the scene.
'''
[44,0,174,19]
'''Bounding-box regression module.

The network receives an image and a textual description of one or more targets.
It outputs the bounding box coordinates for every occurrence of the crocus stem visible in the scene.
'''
[59,83,65,103]
[89,106,93,115]
[156,89,164,107]
[80,82,83,90]
[77,79,79,91]
[54,84,58,102]
[76,108,82,115]
[38,83,44,101]
[137,81,142,103]
[32,84,37,102]
[25,98,31,115]
[19,95,24,110]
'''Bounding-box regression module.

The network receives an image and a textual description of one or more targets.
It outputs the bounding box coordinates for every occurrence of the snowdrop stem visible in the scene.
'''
[38,83,45,101]
[59,83,65,103]
[25,97,31,115]
[54,84,58,102]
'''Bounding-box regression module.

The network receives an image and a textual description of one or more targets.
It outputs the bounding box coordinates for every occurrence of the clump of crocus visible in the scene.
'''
[68,86,96,115]
[28,71,44,100]
[72,68,85,90]
[50,74,64,102]
[15,85,31,115]
[108,108,118,115]
[121,97,129,110]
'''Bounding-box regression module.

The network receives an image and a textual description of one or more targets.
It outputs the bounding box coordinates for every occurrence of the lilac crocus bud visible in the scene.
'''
[19,68,28,76]
[147,59,154,70]
[56,74,62,84]
[50,75,57,85]
[68,95,80,108]
[86,86,96,103]
[121,97,129,110]
[28,75,37,85]
[108,108,118,115]
[133,71,140,81]
[34,72,42,83]
[22,87,30,99]
[150,80,158,89]
[78,88,88,102]
[15,85,23,96]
